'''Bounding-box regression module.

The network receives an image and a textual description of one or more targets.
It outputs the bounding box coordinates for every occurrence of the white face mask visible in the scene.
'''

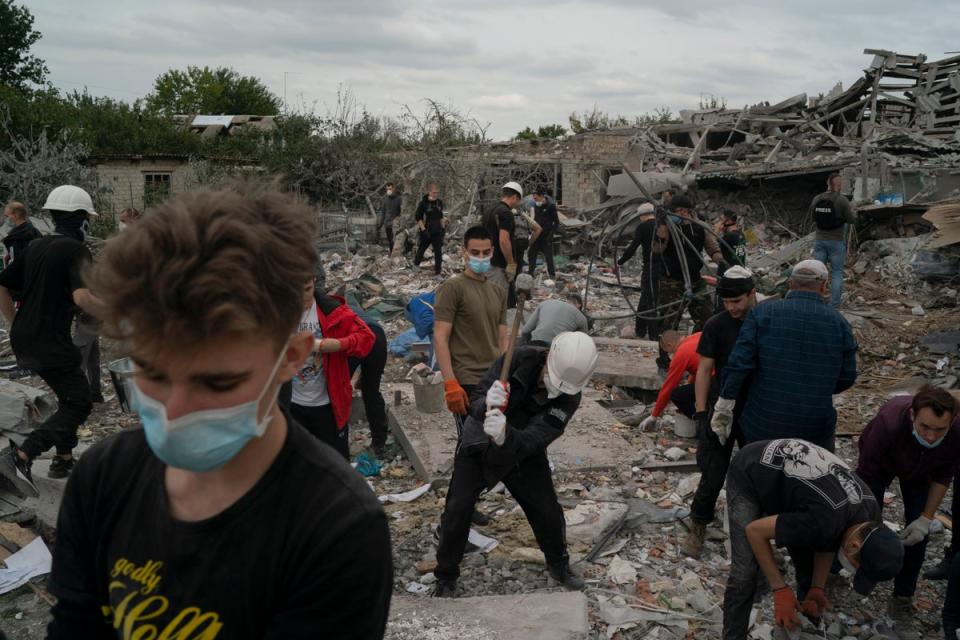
[836,547,857,575]
[543,373,563,399]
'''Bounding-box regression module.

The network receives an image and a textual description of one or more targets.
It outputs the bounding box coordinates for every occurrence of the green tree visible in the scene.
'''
[145,66,281,115]
[537,124,566,139]
[0,0,48,89]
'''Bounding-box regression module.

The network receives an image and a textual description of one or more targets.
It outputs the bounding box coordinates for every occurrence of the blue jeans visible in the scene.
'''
[944,554,960,639]
[812,239,846,307]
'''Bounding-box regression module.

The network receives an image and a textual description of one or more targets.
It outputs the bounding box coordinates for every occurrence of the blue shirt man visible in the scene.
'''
[711,259,857,451]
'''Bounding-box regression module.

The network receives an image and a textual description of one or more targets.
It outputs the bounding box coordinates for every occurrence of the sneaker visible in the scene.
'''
[681,520,706,559]
[433,578,457,598]
[548,562,585,591]
[0,443,39,498]
[887,596,920,639]
[923,553,953,581]
[48,455,75,479]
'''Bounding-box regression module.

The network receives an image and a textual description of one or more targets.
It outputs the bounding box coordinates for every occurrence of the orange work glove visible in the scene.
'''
[444,379,469,415]
[800,586,831,618]
[773,586,801,631]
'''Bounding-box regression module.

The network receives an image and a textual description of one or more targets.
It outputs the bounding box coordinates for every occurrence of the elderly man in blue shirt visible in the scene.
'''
[710,259,857,452]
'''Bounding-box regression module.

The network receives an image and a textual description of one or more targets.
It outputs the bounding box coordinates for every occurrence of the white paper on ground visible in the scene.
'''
[467,528,498,553]
[378,483,432,504]
[0,537,52,595]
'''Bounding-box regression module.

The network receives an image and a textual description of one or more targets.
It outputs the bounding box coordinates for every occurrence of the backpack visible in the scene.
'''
[513,210,531,241]
[813,196,843,231]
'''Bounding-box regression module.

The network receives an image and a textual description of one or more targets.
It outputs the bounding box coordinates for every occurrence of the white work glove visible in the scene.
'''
[483,409,507,446]
[899,515,932,546]
[710,398,736,445]
[640,416,660,431]
[486,380,510,411]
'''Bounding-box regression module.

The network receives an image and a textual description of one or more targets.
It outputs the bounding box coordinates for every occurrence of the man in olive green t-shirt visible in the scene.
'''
[434,226,508,427]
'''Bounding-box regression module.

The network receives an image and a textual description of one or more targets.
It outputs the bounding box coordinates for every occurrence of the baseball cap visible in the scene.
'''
[791,259,828,281]
[717,266,755,298]
[852,524,904,595]
[669,195,693,211]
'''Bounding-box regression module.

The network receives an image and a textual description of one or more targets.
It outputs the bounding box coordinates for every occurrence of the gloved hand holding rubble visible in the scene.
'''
[710,398,736,444]
[899,515,932,546]
[773,586,802,631]
[800,586,831,618]
[639,415,660,431]
[483,409,506,446]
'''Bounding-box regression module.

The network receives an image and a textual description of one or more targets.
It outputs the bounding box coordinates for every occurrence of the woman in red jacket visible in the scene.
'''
[281,274,375,459]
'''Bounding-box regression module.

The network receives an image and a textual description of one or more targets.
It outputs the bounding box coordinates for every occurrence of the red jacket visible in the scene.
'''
[315,294,375,428]
[652,332,702,417]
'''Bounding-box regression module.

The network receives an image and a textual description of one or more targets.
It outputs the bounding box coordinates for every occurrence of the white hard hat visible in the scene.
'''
[502,181,523,198]
[547,331,598,395]
[42,185,98,216]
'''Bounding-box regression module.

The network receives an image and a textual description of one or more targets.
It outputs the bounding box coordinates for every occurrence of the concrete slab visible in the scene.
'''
[592,350,661,390]
[388,383,638,482]
[387,591,589,640]
[591,336,659,350]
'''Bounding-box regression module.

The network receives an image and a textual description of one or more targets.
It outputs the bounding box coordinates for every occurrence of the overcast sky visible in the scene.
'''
[29,0,960,140]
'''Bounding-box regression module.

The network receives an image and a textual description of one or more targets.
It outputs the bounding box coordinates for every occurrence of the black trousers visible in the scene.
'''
[435,449,568,581]
[73,321,102,397]
[669,384,696,419]
[452,384,476,437]
[414,231,445,274]
[527,233,555,277]
[635,265,661,340]
[513,237,529,272]
[690,380,746,525]
[866,476,930,598]
[943,554,960,638]
[289,402,349,460]
[384,225,395,253]
[349,325,388,448]
[22,365,92,458]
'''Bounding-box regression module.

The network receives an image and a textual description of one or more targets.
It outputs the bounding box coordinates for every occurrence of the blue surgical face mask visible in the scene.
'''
[130,344,288,472]
[669,214,682,224]
[913,426,946,449]
[468,256,491,274]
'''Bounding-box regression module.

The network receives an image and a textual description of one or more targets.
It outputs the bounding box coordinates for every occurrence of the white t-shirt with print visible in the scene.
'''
[292,299,331,407]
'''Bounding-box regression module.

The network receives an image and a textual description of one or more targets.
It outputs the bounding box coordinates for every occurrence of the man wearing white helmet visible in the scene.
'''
[433,331,598,597]
[0,185,101,490]
[481,181,522,307]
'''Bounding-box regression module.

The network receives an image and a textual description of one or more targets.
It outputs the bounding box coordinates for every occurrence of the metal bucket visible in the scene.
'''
[412,380,445,414]
[108,358,135,413]
[673,414,697,438]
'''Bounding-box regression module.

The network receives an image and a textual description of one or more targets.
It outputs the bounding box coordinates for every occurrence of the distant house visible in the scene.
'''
[173,114,277,139]
[90,154,194,216]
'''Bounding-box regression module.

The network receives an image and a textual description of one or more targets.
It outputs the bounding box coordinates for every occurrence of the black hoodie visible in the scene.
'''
[3,221,41,266]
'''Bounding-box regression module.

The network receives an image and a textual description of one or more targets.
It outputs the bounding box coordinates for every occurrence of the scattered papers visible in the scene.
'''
[467,528,498,553]
[0,537,52,595]
[379,483,432,504]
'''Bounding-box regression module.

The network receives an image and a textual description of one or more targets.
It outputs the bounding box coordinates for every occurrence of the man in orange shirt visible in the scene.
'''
[640,331,702,430]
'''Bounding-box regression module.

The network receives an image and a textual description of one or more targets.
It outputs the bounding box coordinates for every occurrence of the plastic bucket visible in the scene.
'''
[412,380,445,414]
[673,414,697,438]
[108,357,135,413]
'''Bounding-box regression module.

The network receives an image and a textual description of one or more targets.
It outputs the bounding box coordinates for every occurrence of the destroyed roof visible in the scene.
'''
[629,48,960,183]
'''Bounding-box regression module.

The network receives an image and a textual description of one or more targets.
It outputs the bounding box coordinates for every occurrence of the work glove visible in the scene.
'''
[900,515,933,546]
[444,379,469,415]
[483,409,507,446]
[773,586,802,631]
[800,586,831,619]
[485,380,510,411]
[710,398,736,445]
[505,263,517,283]
[639,415,660,431]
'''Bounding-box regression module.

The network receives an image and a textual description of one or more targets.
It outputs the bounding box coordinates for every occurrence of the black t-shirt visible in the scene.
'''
[533,200,560,236]
[0,235,90,370]
[618,219,657,266]
[661,221,706,281]
[697,310,743,373]
[729,439,879,552]
[415,197,444,234]
[47,419,393,639]
[721,230,747,267]
[483,201,515,268]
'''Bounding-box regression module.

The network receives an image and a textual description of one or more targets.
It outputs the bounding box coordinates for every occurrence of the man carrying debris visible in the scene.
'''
[520,293,587,346]
[723,438,903,640]
[481,181,523,304]
[683,267,756,559]
[712,259,857,452]
[434,331,598,597]
[47,185,393,638]
[809,173,855,307]
[434,225,508,428]
[527,187,560,278]
[640,330,701,431]
[616,202,663,339]
[656,195,725,333]
[2,201,42,268]
[0,186,100,489]
[855,385,960,638]
[413,184,446,275]
[378,182,402,252]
